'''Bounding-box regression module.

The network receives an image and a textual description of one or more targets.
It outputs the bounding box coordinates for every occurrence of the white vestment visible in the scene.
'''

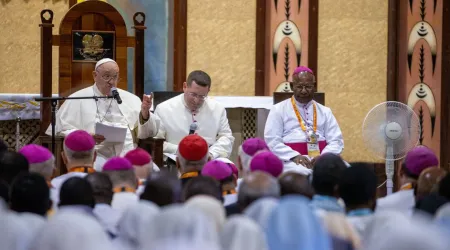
[154,94,234,159]
[93,203,122,235]
[46,84,160,171]
[264,98,344,174]
[375,189,415,216]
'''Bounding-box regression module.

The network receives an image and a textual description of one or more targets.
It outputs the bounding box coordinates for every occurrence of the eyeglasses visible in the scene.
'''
[96,71,120,82]
[187,92,208,100]
[293,84,315,91]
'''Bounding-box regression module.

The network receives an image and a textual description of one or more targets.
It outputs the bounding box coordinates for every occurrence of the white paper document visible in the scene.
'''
[163,153,177,162]
[95,122,127,143]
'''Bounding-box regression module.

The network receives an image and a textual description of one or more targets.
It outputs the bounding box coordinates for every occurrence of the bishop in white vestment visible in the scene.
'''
[154,70,234,159]
[46,59,160,171]
[264,66,344,175]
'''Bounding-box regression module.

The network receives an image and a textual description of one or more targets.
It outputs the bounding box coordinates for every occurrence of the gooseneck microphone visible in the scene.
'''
[111,87,122,104]
[189,123,198,135]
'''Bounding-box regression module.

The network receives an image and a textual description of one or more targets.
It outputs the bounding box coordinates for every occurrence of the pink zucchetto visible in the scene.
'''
[103,157,133,171]
[201,160,233,181]
[293,66,314,75]
[250,151,283,178]
[64,130,95,152]
[19,144,53,164]
[242,138,269,156]
[124,148,152,167]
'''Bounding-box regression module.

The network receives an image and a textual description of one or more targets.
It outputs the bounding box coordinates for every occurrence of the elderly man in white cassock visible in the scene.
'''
[264,66,344,175]
[46,58,160,171]
[154,70,234,160]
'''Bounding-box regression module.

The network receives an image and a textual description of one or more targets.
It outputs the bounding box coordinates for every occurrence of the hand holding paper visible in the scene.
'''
[95,122,127,143]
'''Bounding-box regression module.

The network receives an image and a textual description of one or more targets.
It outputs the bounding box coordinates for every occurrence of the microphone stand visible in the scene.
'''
[34,95,114,156]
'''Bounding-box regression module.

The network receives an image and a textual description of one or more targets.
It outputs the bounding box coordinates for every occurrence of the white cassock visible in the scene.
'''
[264,98,344,175]
[154,94,234,159]
[46,84,160,171]
[93,204,122,235]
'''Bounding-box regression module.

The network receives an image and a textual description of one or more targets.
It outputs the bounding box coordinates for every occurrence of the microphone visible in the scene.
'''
[189,123,198,135]
[111,87,122,104]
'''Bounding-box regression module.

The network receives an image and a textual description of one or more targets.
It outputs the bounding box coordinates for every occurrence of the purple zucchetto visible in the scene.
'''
[64,130,95,152]
[404,146,438,177]
[242,138,269,156]
[201,160,233,181]
[19,144,53,164]
[250,151,283,178]
[293,66,314,75]
[103,157,133,171]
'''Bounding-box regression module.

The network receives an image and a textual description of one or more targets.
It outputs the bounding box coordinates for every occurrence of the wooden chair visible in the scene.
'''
[138,91,183,167]
[273,92,325,105]
[38,1,148,175]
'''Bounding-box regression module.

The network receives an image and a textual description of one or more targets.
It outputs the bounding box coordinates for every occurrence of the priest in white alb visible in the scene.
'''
[153,70,234,160]
[264,66,344,175]
[46,58,160,171]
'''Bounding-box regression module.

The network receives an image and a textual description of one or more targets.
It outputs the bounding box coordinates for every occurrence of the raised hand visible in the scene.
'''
[141,93,153,120]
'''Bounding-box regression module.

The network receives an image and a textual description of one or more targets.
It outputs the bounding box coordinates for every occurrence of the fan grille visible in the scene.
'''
[362,102,420,160]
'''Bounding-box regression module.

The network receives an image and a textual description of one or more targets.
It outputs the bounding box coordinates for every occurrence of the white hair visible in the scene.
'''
[29,157,55,180]
[63,144,95,165]
[134,162,153,180]
[176,151,209,172]
[238,146,252,175]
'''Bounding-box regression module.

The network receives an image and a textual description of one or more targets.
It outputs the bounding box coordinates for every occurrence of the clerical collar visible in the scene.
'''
[113,186,136,193]
[400,183,413,191]
[69,166,95,174]
[295,99,314,109]
[180,171,200,179]
[223,189,237,196]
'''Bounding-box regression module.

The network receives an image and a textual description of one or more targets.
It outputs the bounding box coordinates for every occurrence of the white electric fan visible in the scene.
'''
[362,101,420,195]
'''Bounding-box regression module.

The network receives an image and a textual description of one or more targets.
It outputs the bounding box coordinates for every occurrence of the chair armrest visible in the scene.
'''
[138,137,165,168]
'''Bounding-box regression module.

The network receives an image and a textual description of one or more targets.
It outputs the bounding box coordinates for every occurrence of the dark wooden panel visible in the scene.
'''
[173,0,187,91]
[308,0,319,82]
[254,0,266,96]
[441,0,450,170]
[273,92,325,105]
[153,91,183,109]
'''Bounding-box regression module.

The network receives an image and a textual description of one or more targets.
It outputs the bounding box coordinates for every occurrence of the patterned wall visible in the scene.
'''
[186,0,256,96]
[266,0,310,94]
[398,0,442,160]
[318,0,388,162]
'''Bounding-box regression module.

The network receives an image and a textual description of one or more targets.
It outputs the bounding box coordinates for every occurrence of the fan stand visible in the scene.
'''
[385,121,401,195]
[385,144,395,195]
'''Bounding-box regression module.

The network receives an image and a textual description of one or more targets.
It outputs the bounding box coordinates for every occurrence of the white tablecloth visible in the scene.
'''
[0,94,274,121]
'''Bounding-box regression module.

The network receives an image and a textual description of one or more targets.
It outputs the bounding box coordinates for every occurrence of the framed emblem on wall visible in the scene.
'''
[72,30,115,62]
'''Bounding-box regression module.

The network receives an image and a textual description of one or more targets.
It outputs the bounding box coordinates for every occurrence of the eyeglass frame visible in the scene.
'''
[95,70,120,82]
[186,91,208,100]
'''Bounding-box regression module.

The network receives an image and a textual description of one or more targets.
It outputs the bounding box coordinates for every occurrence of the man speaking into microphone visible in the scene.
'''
[153,70,234,160]
[46,58,160,171]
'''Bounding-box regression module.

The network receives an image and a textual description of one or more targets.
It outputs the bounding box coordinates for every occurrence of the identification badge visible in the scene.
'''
[307,142,320,158]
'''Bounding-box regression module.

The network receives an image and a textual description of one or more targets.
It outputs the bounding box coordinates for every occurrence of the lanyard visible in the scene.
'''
[291,96,317,133]
[348,208,372,217]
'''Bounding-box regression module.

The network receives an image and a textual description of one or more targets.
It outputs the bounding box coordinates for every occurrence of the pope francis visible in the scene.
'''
[46,58,160,171]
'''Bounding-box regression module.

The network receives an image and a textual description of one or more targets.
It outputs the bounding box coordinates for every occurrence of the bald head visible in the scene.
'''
[279,172,314,199]
[417,168,447,200]
[238,171,280,210]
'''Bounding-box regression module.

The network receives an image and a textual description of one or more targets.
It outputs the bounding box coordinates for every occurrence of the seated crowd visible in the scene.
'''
[0,131,449,250]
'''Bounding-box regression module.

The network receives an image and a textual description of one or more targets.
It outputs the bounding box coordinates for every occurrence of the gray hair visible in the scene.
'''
[29,157,55,180]
[237,172,280,210]
[104,170,137,189]
[63,144,95,165]
[176,151,209,173]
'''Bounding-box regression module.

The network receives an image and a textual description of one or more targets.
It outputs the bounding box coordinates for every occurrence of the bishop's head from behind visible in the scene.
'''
[92,58,120,96]
[290,66,316,104]
[183,70,211,111]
